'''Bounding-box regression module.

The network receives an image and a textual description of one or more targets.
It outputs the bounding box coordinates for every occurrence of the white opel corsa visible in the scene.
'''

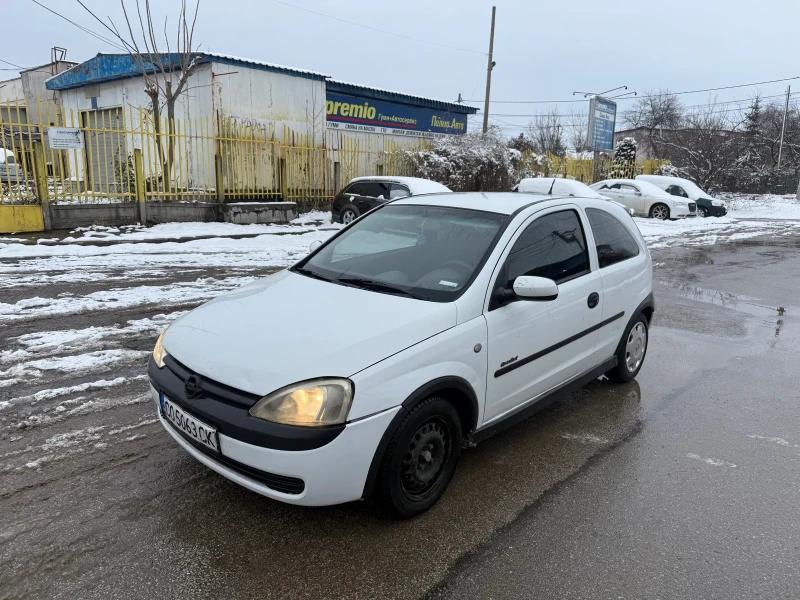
[149,192,654,517]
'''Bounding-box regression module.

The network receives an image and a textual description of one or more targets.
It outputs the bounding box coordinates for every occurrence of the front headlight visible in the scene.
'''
[153,329,168,368]
[712,200,724,207]
[249,378,354,427]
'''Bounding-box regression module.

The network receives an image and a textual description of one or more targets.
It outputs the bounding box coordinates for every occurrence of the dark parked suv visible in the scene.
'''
[331,176,451,224]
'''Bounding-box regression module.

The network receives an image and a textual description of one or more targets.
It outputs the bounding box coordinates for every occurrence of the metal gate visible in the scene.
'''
[81,108,128,195]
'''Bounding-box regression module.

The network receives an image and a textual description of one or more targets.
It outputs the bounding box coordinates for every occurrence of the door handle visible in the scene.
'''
[587,292,600,309]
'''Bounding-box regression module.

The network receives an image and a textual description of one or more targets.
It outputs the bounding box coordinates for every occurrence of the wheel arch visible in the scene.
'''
[361,376,479,499]
[615,293,655,356]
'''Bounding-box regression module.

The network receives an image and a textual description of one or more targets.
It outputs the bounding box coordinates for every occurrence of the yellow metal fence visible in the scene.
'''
[2,97,668,208]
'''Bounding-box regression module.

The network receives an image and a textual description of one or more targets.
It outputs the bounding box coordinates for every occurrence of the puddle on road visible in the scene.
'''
[662,281,788,319]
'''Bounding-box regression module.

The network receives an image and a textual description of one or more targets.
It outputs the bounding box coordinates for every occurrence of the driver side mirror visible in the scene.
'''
[512,276,559,301]
[309,240,323,253]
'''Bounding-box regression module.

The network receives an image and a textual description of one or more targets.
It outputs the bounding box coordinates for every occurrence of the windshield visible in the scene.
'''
[294,204,508,302]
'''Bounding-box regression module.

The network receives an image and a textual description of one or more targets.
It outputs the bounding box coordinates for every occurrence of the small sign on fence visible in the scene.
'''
[587,97,617,152]
[47,127,84,150]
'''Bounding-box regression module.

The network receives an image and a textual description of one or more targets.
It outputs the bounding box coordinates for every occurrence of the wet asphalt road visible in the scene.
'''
[2,233,799,599]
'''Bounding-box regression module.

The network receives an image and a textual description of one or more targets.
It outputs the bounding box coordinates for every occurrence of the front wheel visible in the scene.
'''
[606,313,649,383]
[375,398,462,518]
[649,203,670,220]
[697,206,709,218]
[340,205,359,224]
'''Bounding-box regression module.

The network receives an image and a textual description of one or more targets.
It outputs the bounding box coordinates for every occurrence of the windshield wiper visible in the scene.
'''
[337,277,430,301]
[293,266,332,282]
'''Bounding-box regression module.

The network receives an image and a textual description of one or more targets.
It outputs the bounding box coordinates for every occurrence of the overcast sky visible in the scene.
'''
[3,0,799,134]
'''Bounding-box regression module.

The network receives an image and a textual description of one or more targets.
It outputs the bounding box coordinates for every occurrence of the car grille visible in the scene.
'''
[688,202,697,212]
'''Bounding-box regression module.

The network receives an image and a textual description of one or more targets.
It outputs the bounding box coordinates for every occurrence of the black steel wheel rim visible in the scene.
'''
[400,417,452,502]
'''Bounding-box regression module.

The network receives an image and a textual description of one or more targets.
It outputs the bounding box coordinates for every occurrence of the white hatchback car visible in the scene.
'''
[149,193,654,517]
[590,178,695,219]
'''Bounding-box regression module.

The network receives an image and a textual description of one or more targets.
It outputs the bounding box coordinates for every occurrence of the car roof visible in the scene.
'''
[594,178,640,186]
[389,191,592,215]
[349,176,451,194]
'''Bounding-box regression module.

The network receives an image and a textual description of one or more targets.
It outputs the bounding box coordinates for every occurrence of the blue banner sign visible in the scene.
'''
[326,92,468,138]
[588,96,617,152]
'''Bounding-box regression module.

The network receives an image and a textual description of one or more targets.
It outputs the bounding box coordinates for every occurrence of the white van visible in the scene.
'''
[636,175,727,218]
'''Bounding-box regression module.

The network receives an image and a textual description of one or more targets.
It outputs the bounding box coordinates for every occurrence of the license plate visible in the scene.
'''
[160,394,219,453]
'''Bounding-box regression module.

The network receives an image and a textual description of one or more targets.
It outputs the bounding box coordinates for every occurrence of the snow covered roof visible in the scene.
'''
[593,178,674,198]
[327,80,478,114]
[636,175,713,199]
[350,176,452,195]
[514,177,606,199]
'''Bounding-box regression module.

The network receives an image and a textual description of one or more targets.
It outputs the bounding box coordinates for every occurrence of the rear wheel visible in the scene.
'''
[649,203,670,220]
[376,397,462,518]
[606,313,649,383]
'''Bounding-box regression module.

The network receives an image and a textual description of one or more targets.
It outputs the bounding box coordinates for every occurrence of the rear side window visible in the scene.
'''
[586,208,640,268]
[504,210,589,285]
[389,183,410,199]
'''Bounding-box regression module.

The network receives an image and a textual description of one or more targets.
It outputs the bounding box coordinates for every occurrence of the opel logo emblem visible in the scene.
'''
[184,376,201,399]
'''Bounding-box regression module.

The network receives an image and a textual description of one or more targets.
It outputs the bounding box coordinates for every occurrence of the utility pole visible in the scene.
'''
[482,6,496,134]
[777,85,791,171]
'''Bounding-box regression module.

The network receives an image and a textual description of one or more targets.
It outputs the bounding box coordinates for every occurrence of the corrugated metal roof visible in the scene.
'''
[46,52,328,90]
[327,80,478,114]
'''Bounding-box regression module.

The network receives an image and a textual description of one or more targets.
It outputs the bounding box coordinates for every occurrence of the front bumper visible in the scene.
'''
[672,204,692,219]
[149,363,400,506]
[709,205,727,217]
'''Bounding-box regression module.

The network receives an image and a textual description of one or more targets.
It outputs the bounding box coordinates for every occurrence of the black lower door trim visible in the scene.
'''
[474,356,618,444]
[494,311,625,378]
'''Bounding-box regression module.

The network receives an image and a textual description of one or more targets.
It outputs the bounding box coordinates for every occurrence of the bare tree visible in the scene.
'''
[564,108,589,153]
[623,89,684,131]
[526,110,566,156]
[650,100,745,190]
[79,0,202,182]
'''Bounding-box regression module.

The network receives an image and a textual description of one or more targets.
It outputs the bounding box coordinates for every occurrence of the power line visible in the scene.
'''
[268,0,485,56]
[461,76,800,105]
[29,0,127,51]
[488,93,793,119]
[0,58,27,69]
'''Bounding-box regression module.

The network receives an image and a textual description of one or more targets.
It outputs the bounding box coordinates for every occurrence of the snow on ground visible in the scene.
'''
[722,193,800,220]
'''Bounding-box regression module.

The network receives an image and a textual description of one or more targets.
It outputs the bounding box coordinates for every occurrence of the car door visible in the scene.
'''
[483,206,604,425]
[584,207,648,360]
[615,184,645,215]
[356,181,392,213]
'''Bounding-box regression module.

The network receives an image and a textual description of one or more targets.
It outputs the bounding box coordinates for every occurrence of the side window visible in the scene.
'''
[389,184,410,199]
[666,185,688,198]
[618,184,637,194]
[362,182,391,199]
[586,208,640,269]
[5,155,14,165]
[504,210,590,286]
[344,182,367,196]
[608,183,621,190]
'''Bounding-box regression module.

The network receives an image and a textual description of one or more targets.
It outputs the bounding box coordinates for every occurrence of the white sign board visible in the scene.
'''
[48,127,84,150]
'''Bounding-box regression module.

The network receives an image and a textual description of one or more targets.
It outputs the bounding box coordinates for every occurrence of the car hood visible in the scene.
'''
[162,270,458,396]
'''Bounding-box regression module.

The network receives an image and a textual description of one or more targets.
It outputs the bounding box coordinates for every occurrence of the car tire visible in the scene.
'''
[340,205,359,224]
[375,397,462,519]
[649,203,670,220]
[697,207,709,218]
[606,313,649,383]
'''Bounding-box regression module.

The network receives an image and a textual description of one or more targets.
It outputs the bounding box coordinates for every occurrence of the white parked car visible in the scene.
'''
[149,192,654,517]
[636,175,727,218]
[513,177,635,215]
[590,178,695,219]
[0,148,23,185]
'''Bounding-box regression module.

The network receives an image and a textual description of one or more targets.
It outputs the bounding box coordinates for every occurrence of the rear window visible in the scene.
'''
[586,208,640,268]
